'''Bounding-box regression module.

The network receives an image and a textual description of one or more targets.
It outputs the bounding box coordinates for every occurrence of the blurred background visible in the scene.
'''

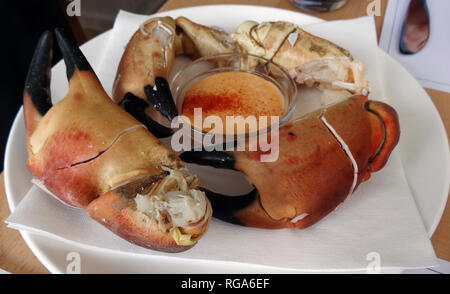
[0,0,167,170]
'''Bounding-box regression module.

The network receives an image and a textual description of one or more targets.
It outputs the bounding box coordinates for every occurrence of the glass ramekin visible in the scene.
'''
[170,52,298,148]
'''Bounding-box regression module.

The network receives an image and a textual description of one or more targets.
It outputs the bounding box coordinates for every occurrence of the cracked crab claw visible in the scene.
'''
[289,57,369,95]
[232,20,370,96]
[112,17,236,138]
[87,167,212,252]
[112,17,179,138]
[180,96,399,229]
[23,29,212,252]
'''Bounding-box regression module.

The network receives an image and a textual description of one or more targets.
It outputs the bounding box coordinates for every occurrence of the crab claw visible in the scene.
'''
[112,17,179,137]
[25,28,145,207]
[232,20,370,95]
[86,188,194,253]
[86,173,212,253]
[24,29,212,252]
[180,96,400,229]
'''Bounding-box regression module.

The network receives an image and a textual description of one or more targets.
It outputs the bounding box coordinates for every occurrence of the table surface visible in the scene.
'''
[0,0,448,274]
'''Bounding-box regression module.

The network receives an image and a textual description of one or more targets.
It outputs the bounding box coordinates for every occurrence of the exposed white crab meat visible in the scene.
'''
[288,57,370,95]
[134,167,211,245]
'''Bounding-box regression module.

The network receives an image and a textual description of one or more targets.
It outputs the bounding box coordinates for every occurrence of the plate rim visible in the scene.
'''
[378,50,450,237]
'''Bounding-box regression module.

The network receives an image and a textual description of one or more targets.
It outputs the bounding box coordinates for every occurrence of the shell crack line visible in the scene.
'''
[319,111,358,195]
[56,124,147,170]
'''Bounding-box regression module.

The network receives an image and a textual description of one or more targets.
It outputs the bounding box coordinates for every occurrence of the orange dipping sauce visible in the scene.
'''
[181,72,285,134]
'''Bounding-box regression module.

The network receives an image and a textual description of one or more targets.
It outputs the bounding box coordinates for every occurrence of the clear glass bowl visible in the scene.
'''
[170,53,298,147]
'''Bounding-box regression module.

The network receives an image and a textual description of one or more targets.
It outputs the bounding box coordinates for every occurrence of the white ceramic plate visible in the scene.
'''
[5,5,449,273]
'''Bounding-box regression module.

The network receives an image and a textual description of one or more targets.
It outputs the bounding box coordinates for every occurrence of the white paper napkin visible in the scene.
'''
[6,11,438,272]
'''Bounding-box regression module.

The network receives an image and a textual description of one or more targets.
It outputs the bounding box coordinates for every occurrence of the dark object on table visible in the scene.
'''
[400,0,430,54]
[290,0,347,13]
[0,1,71,170]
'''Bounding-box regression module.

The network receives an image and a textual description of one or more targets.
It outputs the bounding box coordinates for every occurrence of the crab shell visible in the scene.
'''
[23,29,211,252]
[181,96,400,229]
[232,20,369,94]
[112,17,178,105]
[108,16,399,231]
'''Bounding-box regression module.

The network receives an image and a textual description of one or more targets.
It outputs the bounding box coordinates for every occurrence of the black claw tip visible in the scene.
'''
[121,93,174,138]
[24,30,53,116]
[201,188,258,226]
[180,150,236,170]
[144,77,178,121]
[54,27,92,80]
